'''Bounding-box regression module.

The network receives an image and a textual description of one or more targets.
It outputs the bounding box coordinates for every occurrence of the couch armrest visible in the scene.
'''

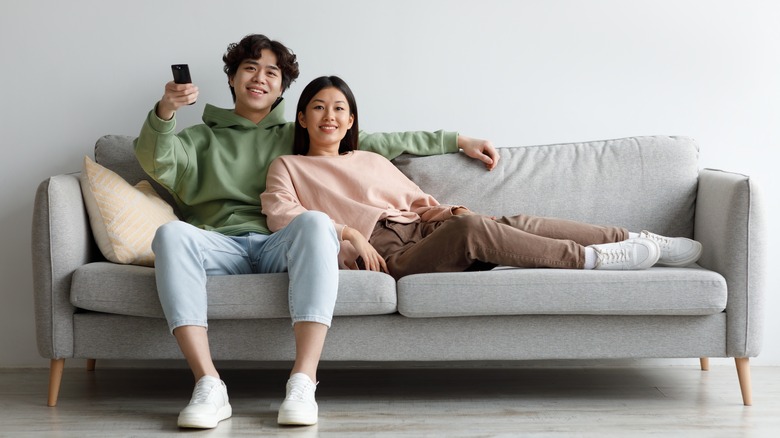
[32,173,96,359]
[695,168,766,358]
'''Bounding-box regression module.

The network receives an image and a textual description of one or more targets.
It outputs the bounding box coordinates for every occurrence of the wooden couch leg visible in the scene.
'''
[48,359,65,407]
[86,359,96,371]
[700,357,709,371]
[735,357,752,406]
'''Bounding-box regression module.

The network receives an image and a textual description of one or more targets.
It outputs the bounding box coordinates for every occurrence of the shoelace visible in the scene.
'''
[643,232,671,249]
[190,380,217,404]
[287,379,315,401]
[596,247,629,265]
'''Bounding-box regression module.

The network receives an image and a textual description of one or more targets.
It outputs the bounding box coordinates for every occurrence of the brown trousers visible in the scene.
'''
[368,214,628,280]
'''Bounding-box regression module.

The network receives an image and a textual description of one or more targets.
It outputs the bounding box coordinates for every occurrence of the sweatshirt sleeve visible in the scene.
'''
[133,107,192,191]
[402,178,464,223]
[358,130,459,160]
[261,158,347,238]
[261,158,309,232]
[418,205,466,222]
[365,151,465,223]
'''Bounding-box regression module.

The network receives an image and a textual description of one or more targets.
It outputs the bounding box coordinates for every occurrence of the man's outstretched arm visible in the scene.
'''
[359,131,499,171]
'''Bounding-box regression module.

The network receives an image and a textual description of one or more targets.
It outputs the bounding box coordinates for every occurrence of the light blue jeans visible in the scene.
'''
[151,211,339,333]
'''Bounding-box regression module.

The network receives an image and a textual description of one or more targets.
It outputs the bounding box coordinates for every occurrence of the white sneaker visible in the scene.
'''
[640,230,703,267]
[277,373,318,426]
[590,238,660,270]
[177,375,232,429]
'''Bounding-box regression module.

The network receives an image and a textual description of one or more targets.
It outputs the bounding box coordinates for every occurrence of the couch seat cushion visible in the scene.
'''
[71,262,397,318]
[397,266,727,318]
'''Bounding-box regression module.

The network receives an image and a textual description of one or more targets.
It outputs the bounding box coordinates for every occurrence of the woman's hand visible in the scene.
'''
[452,207,474,216]
[451,207,496,221]
[156,81,199,121]
[343,227,388,273]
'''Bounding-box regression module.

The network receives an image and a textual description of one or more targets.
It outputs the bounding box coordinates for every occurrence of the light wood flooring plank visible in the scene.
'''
[0,364,778,437]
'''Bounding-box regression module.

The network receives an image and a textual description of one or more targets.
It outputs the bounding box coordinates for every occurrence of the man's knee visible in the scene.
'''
[288,211,336,238]
[284,211,339,258]
[152,220,194,253]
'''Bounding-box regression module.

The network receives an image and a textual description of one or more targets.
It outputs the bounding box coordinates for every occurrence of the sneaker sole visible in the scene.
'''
[657,247,703,267]
[177,405,232,429]
[278,410,318,426]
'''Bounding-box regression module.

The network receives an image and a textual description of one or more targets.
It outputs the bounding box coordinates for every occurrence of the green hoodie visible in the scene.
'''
[134,99,458,236]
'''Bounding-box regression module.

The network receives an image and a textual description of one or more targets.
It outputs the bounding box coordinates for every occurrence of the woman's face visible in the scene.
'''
[298,87,354,155]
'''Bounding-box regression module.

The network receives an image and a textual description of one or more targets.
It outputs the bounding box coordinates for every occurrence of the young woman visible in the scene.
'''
[262,76,702,280]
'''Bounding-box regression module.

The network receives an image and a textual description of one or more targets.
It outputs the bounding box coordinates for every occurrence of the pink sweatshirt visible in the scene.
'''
[261,150,459,268]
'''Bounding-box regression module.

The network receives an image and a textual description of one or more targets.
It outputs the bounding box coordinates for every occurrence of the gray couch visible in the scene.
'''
[32,135,765,407]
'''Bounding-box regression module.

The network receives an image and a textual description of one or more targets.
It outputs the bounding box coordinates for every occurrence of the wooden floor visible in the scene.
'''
[1,362,779,437]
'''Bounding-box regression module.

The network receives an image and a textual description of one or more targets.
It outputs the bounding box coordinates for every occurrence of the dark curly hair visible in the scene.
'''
[293,76,359,156]
[222,34,300,102]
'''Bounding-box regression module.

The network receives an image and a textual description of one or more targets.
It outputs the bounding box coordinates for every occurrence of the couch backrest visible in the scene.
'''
[394,135,699,238]
[94,135,179,211]
[94,134,699,238]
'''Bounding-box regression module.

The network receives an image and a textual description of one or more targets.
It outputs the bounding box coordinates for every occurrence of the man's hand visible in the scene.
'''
[458,135,500,171]
[156,81,199,121]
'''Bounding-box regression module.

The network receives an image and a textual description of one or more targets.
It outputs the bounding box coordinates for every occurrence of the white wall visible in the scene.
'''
[1,0,777,367]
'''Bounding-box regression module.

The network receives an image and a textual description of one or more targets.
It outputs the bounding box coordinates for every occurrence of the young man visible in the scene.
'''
[134,34,499,430]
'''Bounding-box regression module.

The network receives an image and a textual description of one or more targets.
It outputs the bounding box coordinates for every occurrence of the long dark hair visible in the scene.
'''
[293,76,359,156]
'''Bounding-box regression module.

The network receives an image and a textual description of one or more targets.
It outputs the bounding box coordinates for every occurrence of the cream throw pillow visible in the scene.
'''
[80,156,178,266]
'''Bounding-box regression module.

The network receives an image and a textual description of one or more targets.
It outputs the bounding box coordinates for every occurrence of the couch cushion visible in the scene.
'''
[393,135,699,239]
[397,266,727,318]
[71,262,397,319]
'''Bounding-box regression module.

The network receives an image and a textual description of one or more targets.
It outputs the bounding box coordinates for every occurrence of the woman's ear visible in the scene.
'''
[297,111,307,128]
[347,113,354,129]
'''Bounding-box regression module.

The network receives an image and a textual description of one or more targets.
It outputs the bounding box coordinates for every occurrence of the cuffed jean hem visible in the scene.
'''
[169,319,209,334]
[291,315,332,328]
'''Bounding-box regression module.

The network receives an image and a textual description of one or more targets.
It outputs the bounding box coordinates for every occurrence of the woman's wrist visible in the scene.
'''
[342,225,356,241]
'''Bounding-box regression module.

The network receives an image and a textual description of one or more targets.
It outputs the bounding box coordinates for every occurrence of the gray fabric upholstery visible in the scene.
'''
[32,174,96,359]
[72,313,727,361]
[31,134,765,374]
[397,267,727,318]
[393,135,699,237]
[71,263,397,319]
[695,169,767,357]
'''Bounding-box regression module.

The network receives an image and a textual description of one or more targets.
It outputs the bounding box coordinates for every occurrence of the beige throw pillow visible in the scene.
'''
[80,156,178,266]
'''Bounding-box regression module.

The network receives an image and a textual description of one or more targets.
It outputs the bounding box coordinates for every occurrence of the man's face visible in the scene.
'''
[229,48,283,123]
